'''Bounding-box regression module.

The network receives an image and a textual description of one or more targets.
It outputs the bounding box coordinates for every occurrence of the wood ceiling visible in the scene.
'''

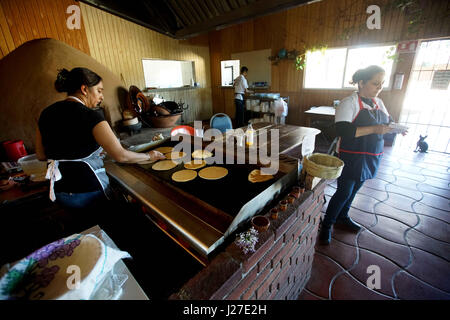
[79,0,316,39]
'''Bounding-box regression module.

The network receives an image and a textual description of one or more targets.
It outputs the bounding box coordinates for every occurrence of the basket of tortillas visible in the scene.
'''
[303,153,344,180]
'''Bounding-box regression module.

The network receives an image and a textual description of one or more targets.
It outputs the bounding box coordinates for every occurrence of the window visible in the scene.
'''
[304,44,396,89]
[142,59,195,89]
[221,60,240,86]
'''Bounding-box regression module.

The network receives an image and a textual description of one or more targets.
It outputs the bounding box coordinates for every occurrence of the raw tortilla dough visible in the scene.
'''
[184,160,206,170]
[248,169,274,183]
[154,146,173,154]
[152,160,179,171]
[198,166,228,180]
[172,169,198,182]
[165,151,187,160]
[192,149,213,159]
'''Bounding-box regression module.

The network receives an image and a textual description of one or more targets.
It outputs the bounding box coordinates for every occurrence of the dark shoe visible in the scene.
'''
[318,226,331,245]
[334,217,361,232]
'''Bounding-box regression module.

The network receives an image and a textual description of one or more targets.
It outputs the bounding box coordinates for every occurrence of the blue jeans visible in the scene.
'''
[55,190,106,209]
[235,99,245,128]
[322,176,364,229]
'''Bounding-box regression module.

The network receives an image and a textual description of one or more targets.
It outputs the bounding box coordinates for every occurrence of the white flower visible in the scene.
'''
[235,227,259,254]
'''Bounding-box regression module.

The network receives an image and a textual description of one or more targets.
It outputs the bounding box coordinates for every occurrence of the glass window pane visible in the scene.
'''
[221,60,240,86]
[343,45,396,88]
[304,48,347,89]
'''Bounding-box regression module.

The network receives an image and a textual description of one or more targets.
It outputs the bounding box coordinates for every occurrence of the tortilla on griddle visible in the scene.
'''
[198,166,228,180]
[172,169,197,182]
[154,146,173,154]
[152,160,178,171]
[248,169,274,183]
[184,160,207,170]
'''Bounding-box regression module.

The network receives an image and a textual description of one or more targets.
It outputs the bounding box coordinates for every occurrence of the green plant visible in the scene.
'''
[295,44,328,71]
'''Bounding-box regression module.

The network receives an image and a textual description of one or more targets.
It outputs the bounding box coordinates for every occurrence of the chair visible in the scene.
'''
[210,113,233,133]
[170,125,195,136]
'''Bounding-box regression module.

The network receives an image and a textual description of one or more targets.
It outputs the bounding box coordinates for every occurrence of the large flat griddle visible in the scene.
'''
[137,160,285,218]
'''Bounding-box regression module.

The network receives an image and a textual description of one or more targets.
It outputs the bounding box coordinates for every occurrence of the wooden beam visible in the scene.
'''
[227,0,240,10]
[178,0,202,24]
[237,0,248,7]
[197,0,214,19]
[204,0,220,17]
[176,0,317,39]
[168,0,194,26]
[190,0,208,22]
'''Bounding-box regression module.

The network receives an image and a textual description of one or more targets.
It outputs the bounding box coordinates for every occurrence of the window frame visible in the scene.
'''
[302,42,398,91]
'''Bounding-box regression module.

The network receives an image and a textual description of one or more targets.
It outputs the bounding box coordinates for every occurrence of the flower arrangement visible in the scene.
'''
[234,227,259,254]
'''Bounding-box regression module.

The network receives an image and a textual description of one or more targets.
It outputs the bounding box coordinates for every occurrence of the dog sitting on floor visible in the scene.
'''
[414,135,428,153]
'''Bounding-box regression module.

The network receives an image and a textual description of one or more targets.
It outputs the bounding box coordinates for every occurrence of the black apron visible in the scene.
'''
[338,95,390,181]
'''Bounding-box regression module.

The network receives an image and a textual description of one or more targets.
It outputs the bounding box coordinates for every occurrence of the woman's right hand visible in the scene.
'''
[148,150,166,161]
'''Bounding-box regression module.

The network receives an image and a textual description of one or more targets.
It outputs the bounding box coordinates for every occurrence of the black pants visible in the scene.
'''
[234,99,245,128]
[322,175,364,229]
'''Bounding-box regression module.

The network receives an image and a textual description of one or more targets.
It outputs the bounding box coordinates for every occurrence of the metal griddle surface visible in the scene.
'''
[135,142,285,218]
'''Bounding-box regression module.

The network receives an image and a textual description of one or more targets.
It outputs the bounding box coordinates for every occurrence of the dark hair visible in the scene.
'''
[241,66,248,73]
[351,65,385,85]
[54,67,102,95]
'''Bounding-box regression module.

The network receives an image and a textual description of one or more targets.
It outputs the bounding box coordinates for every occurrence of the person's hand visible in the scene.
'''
[375,125,393,135]
[401,129,408,136]
[148,150,166,161]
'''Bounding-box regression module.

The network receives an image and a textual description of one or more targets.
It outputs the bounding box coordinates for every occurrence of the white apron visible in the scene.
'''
[45,96,112,202]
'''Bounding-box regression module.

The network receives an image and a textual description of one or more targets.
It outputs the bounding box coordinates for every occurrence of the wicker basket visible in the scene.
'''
[303,153,344,179]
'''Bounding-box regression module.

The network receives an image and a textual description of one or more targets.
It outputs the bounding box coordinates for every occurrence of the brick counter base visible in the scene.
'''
[170,180,327,300]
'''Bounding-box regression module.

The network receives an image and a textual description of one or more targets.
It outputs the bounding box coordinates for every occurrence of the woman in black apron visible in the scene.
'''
[35,68,165,229]
[319,65,405,245]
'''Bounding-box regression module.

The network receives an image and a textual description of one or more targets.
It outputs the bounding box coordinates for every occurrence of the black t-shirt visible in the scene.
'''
[38,100,105,193]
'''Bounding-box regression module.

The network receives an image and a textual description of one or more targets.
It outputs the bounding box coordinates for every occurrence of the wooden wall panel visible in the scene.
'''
[0,0,90,59]
[208,0,450,126]
[79,3,213,123]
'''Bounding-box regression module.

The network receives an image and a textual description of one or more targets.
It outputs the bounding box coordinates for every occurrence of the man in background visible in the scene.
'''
[233,66,253,128]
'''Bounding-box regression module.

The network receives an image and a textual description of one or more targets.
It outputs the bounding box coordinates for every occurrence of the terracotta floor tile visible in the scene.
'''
[348,248,402,298]
[374,172,396,183]
[414,214,450,243]
[382,193,416,213]
[405,228,450,261]
[390,176,422,192]
[351,194,378,213]
[419,193,450,212]
[332,228,359,247]
[421,169,450,181]
[417,183,450,200]
[393,271,450,300]
[374,202,419,227]
[385,184,423,201]
[357,230,411,267]
[412,202,450,224]
[406,247,450,292]
[331,273,392,300]
[366,215,410,245]
[297,289,324,300]
[358,186,388,202]
[305,253,343,299]
[394,170,426,183]
[348,208,377,229]
[362,178,389,192]
[422,175,450,190]
[315,236,357,270]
